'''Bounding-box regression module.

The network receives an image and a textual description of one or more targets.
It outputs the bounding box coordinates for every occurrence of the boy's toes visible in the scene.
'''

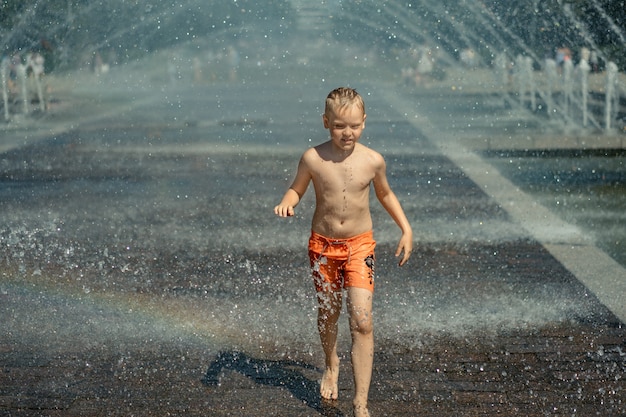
[320,367,339,400]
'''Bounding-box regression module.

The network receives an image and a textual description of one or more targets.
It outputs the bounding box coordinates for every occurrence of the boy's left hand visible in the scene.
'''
[395,234,413,266]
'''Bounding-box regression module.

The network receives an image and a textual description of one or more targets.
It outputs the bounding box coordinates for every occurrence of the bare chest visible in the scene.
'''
[312,160,374,195]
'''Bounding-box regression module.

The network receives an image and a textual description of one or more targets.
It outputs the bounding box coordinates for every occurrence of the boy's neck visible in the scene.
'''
[328,140,356,161]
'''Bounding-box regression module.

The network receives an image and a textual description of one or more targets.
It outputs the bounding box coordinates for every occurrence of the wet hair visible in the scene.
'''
[324,87,365,116]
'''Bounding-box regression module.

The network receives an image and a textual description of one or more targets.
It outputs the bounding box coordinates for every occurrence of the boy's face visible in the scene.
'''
[323,104,366,152]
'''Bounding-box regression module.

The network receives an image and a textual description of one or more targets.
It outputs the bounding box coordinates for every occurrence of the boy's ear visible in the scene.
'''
[322,114,330,129]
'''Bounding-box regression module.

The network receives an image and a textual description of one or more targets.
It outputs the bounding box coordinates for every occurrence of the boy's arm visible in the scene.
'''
[372,155,413,266]
[274,188,301,217]
[274,154,312,217]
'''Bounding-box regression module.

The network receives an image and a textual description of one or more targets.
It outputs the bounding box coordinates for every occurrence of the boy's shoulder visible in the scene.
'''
[298,145,324,169]
[360,142,382,155]
[302,144,323,159]
[356,143,385,164]
[302,141,330,159]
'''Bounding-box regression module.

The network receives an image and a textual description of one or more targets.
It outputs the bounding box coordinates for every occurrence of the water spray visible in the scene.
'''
[579,58,590,127]
[1,57,9,121]
[605,61,619,132]
[28,53,46,112]
[17,61,28,115]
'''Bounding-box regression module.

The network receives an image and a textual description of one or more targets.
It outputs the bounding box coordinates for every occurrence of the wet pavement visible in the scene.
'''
[1,59,625,416]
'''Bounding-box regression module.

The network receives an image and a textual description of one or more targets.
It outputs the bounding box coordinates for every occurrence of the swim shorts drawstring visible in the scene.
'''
[318,239,353,267]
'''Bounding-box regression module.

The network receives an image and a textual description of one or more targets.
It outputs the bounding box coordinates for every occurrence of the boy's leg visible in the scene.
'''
[346,286,374,415]
[317,288,343,400]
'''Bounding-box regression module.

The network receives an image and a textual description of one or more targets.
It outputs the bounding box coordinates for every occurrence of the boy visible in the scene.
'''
[274,87,412,417]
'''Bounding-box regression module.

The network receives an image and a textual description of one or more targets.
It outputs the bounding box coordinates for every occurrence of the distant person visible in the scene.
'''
[556,46,572,70]
[94,52,109,75]
[418,46,434,71]
[8,53,21,93]
[589,50,599,72]
[29,52,45,78]
[274,87,413,417]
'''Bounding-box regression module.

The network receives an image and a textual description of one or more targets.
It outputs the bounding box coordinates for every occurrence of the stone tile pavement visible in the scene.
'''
[1,68,625,417]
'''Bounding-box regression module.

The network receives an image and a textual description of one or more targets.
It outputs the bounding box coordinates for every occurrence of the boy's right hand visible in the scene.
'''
[274,205,295,217]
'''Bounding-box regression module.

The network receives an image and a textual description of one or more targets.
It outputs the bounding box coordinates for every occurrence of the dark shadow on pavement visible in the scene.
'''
[202,351,345,416]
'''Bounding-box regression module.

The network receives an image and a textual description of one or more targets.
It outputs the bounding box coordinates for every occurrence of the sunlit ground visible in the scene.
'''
[486,150,626,268]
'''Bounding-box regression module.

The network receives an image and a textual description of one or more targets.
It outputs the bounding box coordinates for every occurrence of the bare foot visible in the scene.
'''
[320,364,339,400]
[353,403,370,417]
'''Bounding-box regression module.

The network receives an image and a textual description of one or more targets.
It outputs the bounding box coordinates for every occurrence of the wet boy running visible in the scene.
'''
[274,87,413,417]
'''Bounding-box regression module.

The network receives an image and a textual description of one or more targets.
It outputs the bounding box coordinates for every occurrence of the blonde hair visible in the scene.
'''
[324,87,365,116]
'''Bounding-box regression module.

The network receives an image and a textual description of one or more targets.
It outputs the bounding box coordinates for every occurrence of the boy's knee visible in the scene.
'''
[349,311,373,335]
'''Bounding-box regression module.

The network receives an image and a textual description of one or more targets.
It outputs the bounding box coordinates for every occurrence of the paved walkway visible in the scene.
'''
[1,245,624,416]
[1,65,625,417]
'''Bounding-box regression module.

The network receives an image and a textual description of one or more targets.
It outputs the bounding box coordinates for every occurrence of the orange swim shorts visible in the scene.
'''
[308,230,376,293]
